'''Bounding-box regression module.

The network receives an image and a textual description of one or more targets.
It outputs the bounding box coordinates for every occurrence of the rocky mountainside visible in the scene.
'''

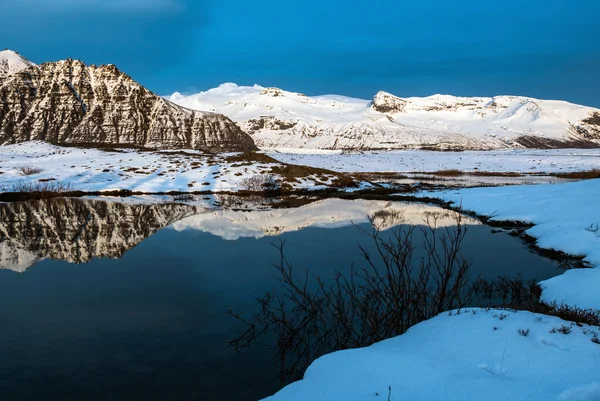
[0,198,198,272]
[169,83,600,150]
[0,52,256,152]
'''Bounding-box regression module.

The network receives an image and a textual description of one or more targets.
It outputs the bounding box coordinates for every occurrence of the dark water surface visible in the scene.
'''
[0,197,563,401]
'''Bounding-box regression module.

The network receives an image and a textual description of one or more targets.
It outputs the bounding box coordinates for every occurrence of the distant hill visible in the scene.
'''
[169,83,600,150]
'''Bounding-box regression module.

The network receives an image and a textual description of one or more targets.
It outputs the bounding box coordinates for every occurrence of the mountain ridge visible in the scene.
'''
[0,52,257,152]
[169,83,600,150]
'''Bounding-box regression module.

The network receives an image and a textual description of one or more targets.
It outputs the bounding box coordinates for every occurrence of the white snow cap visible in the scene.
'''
[0,49,36,78]
[168,83,600,150]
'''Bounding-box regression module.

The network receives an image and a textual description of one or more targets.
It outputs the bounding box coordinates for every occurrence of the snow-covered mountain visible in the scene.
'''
[169,83,600,150]
[0,50,36,82]
[0,52,256,152]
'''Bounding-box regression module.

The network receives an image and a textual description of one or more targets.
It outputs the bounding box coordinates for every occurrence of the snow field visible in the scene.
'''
[265,309,600,401]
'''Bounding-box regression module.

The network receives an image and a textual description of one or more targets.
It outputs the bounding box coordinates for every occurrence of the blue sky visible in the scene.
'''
[2,0,599,106]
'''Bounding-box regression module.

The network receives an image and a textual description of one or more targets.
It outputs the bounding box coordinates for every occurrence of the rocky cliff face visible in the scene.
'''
[0,198,198,272]
[370,91,407,114]
[0,55,257,152]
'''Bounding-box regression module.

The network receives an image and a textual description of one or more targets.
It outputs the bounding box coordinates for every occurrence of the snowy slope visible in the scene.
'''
[265,309,600,401]
[0,50,36,80]
[0,141,350,193]
[169,83,600,150]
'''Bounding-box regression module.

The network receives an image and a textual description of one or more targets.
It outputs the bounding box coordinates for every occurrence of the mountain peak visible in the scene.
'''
[0,49,36,79]
[370,91,407,114]
[0,57,257,152]
[260,87,285,97]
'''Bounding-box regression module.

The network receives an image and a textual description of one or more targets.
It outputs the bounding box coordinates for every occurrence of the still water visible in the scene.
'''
[0,197,563,401]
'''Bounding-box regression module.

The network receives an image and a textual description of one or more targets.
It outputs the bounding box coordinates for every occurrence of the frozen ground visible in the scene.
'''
[266,148,600,173]
[1,143,599,195]
[265,309,600,401]
[416,179,600,309]
[0,142,344,193]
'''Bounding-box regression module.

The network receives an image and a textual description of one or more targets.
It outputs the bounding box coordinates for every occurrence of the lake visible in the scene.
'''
[0,197,564,401]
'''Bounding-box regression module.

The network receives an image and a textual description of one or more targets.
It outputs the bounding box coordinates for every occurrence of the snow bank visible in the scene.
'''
[416,179,600,309]
[264,309,600,401]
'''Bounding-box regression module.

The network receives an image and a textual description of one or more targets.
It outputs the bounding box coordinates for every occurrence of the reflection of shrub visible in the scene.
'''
[239,174,281,192]
[231,211,600,385]
[230,213,473,383]
[0,180,74,199]
[173,194,194,202]
[17,165,44,176]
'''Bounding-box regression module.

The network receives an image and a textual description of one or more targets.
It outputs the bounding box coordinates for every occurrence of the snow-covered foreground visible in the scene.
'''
[0,142,340,193]
[1,143,599,195]
[267,148,600,173]
[416,179,600,309]
[265,309,600,401]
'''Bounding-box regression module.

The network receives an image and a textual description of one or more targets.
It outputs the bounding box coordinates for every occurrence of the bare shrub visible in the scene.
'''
[0,180,74,199]
[473,276,600,327]
[239,174,281,192]
[518,328,530,337]
[471,274,540,309]
[550,325,573,335]
[585,223,599,234]
[17,165,44,176]
[230,213,472,383]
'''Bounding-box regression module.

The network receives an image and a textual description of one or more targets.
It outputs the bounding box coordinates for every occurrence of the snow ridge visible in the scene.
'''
[168,84,600,150]
[0,50,36,80]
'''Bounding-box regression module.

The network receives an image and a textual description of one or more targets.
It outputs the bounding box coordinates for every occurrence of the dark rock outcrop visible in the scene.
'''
[369,91,408,114]
[0,58,257,151]
[243,116,298,133]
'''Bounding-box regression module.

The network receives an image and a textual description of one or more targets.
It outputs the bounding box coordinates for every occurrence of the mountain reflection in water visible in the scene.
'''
[0,196,477,272]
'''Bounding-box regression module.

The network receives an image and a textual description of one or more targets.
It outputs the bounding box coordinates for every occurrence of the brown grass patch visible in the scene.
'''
[552,169,600,179]
[416,170,524,178]
[423,169,464,177]
[225,152,279,164]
